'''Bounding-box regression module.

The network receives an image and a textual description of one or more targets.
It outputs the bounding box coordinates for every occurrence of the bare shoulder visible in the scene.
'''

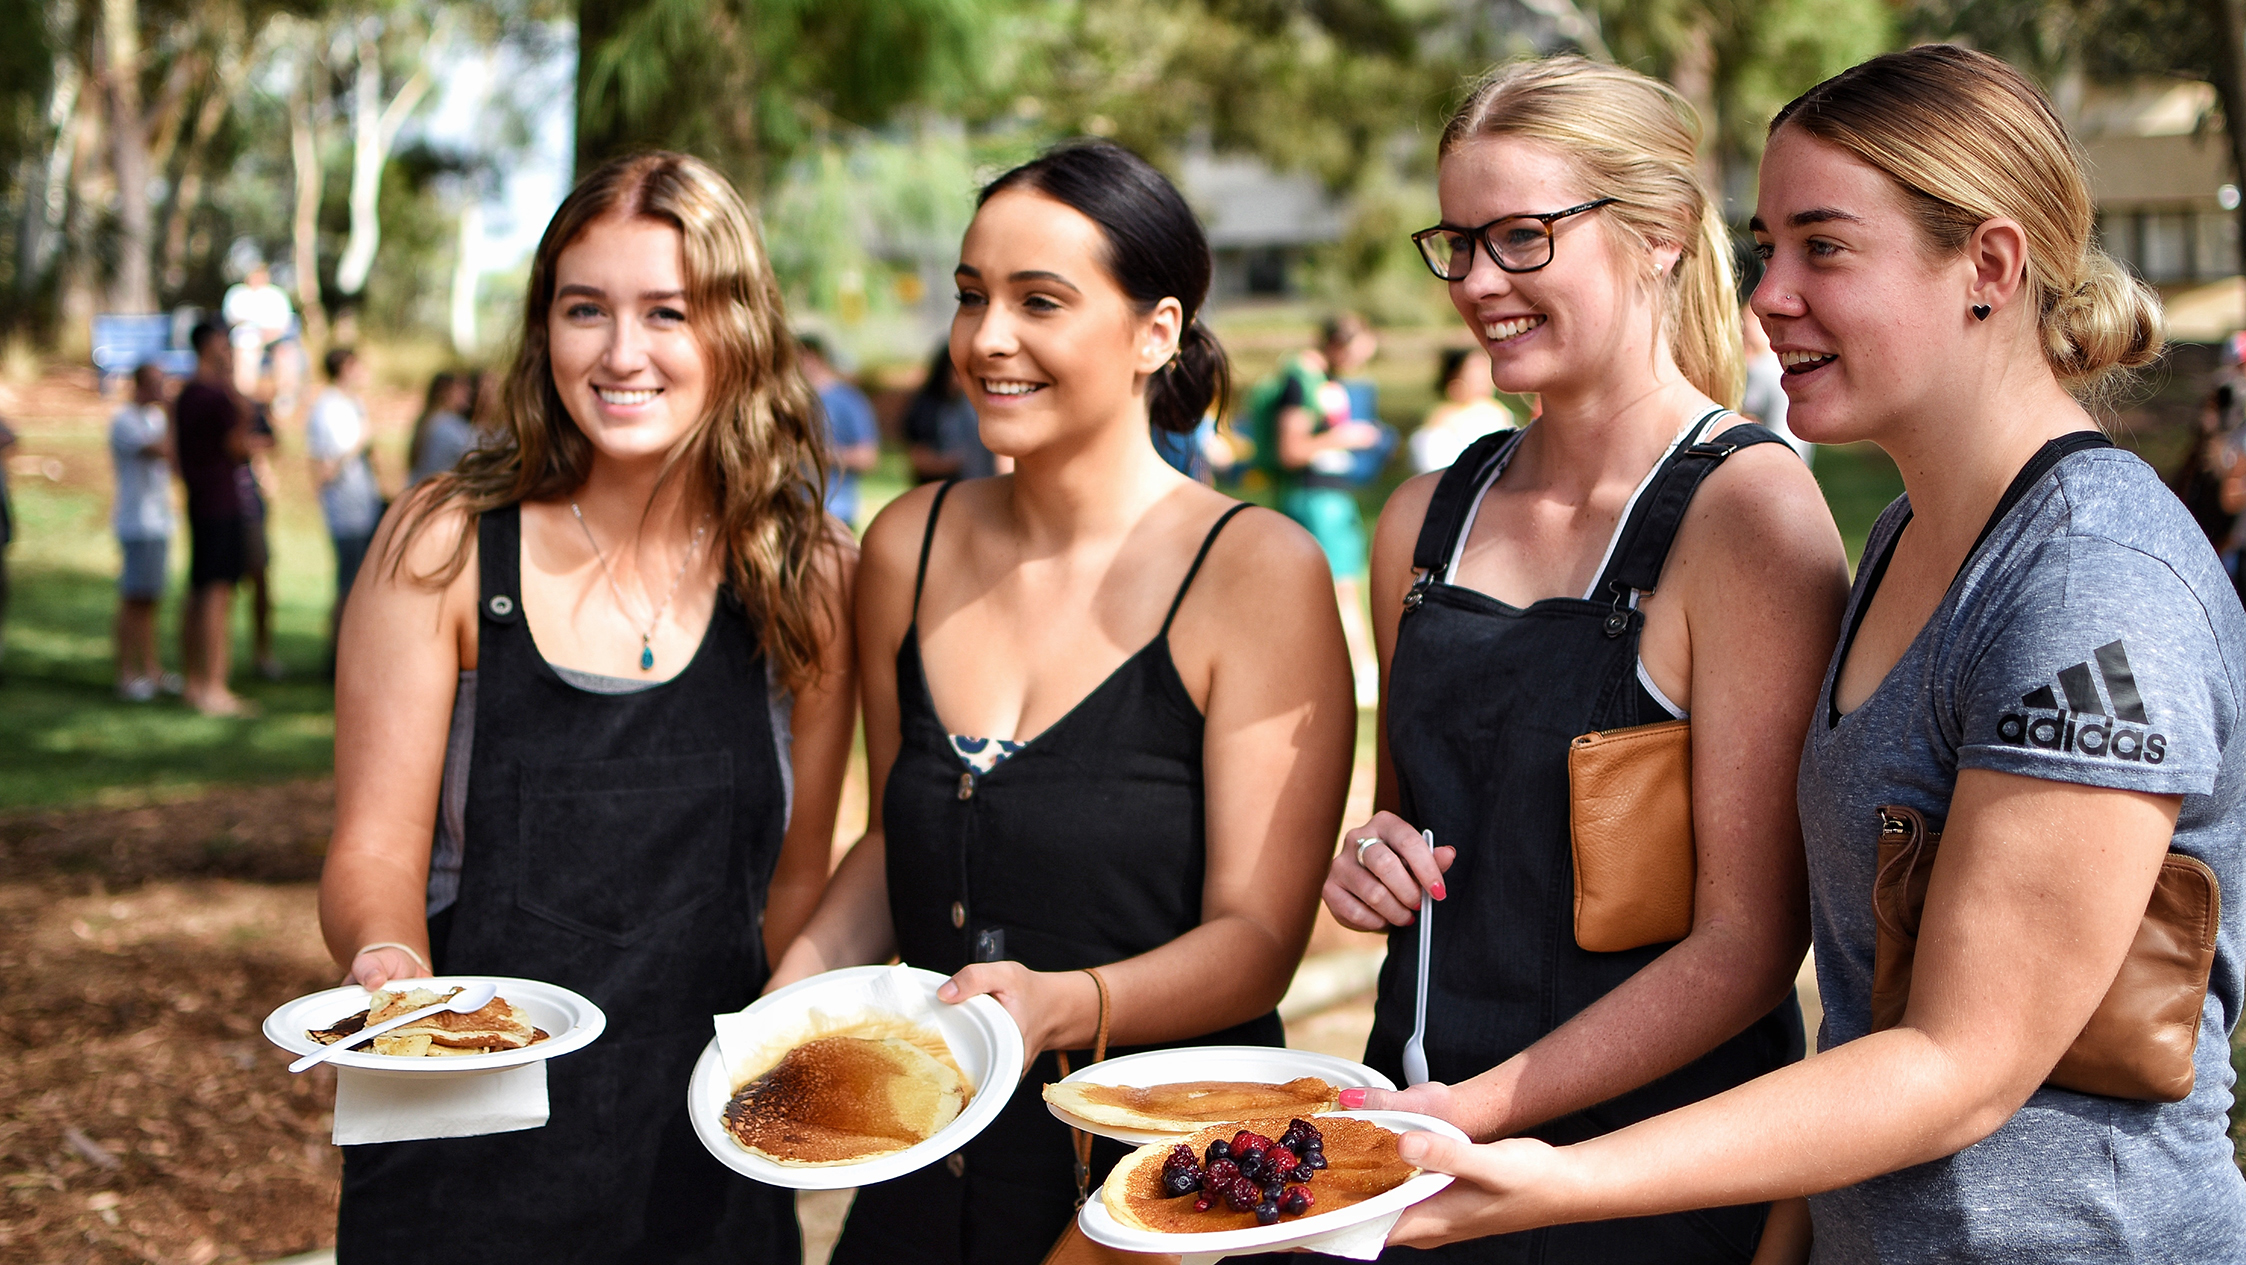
[1192,502,1333,601]
[1680,443,1843,576]
[858,480,951,592]
[369,482,479,598]
[1374,470,1444,545]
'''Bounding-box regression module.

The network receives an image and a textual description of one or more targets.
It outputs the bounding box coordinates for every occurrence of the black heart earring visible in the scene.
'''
[1972,304,1991,321]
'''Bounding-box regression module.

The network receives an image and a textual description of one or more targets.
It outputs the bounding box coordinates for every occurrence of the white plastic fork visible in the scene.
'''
[1401,828,1434,1086]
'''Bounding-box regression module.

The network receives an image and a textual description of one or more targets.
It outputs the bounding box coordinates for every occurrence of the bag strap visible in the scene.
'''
[1052,967,1112,1209]
[1955,430,2113,585]
[1592,413,1788,630]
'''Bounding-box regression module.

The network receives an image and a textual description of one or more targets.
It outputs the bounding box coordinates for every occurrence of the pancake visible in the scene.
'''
[1103,1115,1419,1234]
[724,1035,968,1166]
[1046,1077,1338,1133]
[308,987,551,1055]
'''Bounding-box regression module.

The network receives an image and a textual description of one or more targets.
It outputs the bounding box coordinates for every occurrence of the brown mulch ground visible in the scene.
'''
[0,784,342,1264]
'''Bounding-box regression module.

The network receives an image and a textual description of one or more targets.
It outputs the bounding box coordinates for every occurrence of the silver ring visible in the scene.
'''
[1354,836,1383,866]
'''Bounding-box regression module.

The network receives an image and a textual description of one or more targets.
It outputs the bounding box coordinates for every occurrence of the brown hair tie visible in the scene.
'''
[1052,967,1111,1208]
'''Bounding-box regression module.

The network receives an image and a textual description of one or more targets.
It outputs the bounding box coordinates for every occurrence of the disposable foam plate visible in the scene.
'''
[1048,1045,1398,1145]
[687,964,1024,1191]
[1078,1109,1463,1256]
[262,976,606,1077]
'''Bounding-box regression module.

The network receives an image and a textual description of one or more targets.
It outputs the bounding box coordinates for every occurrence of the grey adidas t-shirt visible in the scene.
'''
[1799,446,2246,1262]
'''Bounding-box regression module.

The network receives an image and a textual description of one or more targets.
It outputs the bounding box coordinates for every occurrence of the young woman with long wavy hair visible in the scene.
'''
[319,151,856,1262]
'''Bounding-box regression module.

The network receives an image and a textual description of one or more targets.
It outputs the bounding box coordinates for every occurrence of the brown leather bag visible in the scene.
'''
[1567,719,1696,952]
[1869,803,2220,1102]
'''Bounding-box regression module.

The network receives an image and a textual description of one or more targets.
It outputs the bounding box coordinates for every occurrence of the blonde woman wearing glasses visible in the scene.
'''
[1320,57,1848,1262]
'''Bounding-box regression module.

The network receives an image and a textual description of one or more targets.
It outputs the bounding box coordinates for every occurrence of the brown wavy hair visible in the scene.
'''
[389,151,837,689]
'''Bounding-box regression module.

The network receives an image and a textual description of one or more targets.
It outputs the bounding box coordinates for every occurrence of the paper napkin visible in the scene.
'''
[331,1062,549,1145]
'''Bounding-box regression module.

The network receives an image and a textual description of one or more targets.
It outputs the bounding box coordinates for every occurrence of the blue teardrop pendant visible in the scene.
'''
[640,643,655,671]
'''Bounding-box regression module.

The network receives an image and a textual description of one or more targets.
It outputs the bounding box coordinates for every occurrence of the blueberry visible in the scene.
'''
[1281,1186,1314,1216]
[1256,1199,1281,1225]
[1206,1139,1230,1164]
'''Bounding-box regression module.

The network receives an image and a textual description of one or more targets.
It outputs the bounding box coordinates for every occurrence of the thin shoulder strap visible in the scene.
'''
[1409,428,1521,575]
[1592,411,1788,633]
[911,479,960,618]
[1160,502,1254,637]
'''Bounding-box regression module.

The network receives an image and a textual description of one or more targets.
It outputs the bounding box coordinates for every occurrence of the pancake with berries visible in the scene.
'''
[1046,1077,1338,1133]
[1102,1116,1417,1232]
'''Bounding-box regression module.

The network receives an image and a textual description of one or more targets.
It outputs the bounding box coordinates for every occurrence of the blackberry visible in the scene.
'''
[1280,1186,1314,1216]
[1255,1198,1281,1225]
[1225,1176,1261,1212]
[1161,1144,1203,1197]
[1201,1158,1240,1197]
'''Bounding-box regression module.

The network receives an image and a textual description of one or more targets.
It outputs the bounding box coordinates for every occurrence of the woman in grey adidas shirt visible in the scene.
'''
[1385,45,2246,1263]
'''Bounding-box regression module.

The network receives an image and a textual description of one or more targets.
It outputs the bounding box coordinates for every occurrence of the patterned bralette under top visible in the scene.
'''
[948,734,1026,775]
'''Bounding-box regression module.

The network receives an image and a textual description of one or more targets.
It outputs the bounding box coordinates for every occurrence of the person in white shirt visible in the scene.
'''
[1411,347,1516,474]
[305,347,384,666]
[221,262,300,406]
[109,363,177,700]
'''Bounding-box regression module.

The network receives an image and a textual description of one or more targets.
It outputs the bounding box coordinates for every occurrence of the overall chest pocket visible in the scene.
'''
[516,750,736,948]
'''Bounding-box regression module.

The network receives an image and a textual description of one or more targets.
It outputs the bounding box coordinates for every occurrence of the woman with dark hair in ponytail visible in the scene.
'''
[769,139,1356,1263]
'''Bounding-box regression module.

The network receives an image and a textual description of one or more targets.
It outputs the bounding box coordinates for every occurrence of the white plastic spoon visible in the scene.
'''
[1401,829,1435,1087]
[291,982,499,1073]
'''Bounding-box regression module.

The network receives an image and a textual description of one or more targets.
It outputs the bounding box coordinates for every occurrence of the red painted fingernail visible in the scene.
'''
[1430,882,1447,901]
[1338,1088,1367,1108]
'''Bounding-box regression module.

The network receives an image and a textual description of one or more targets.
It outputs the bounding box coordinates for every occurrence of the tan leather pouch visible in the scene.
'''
[1870,803,2220,1102]
[1567,719,1696,952]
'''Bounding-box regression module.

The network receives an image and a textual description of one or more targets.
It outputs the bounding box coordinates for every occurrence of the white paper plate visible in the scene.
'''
[1047,1045,1398,1145]
[1078,1109,1463,1255]
[262,976,606,1078]
[686,964,1025,1191]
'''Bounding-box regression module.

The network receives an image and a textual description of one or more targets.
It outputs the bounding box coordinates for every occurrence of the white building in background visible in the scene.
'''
[1176,148,1346,300]
[2079,79,2238,287]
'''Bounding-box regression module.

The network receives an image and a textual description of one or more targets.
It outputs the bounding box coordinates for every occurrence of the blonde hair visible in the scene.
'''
[1771,44,2163,394]
[392,152,838,690]
[1441,56,1743,408]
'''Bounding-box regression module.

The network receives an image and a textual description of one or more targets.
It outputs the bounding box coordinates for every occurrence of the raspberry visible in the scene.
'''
[1280,1186,1314,1216]
[1193,1195,1213,1213]
[1225,1176,1261,1212]
[1267,1147,1299,1181]
[1232,1129,1270,1154]
[1201,1158,1240,1198]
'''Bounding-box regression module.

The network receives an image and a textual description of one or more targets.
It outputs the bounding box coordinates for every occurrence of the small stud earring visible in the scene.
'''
[1972,304,1991,321]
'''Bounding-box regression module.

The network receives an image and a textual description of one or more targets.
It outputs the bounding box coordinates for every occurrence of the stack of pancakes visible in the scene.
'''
[723,1034,968,1166]
[1104,1115,1420,1234]
[307,986,548,1057]
[1046,1077,1338,1132]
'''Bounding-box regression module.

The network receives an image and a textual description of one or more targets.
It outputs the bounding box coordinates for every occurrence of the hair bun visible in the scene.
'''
[2044,253,2164,386]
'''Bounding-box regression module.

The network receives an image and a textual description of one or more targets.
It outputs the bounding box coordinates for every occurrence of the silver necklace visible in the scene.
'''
[570,502,709,672]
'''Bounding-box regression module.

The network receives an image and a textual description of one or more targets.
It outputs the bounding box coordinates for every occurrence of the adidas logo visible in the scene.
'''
[1996,640,2167,764]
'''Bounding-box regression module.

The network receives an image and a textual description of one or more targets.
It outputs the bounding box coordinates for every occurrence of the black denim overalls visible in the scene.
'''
[1369,414,1806,1263]
[336,505,798,1263]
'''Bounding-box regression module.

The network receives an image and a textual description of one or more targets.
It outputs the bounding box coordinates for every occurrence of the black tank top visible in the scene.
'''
[1372,414,1806,1264]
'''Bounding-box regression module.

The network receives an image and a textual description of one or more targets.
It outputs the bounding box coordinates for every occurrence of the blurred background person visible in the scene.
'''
[110,363,176,700]
[1271,312,1387,706]
[2174,331,2245,554]
[174,319,253,716]
[305,347,383,670]
[1410,347,1514,474]
[221,259,301,412]
[798,333,879,526]
[1739,299,1812,464]
[902,341,1001,483]
[0,413,15,678]
[407,371,478,485]
[240,401,283,680]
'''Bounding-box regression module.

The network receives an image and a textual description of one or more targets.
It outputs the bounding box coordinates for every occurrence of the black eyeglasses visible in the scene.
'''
[1410,198,1620,281]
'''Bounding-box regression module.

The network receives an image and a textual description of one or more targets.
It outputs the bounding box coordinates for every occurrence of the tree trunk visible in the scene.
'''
[449,198,481,355]
[15,54,80,297]
[2211,0,2246,280]
[290,67,328,352]
[100,0,155,312]
[575,0,628,177]
[332,33,433,300]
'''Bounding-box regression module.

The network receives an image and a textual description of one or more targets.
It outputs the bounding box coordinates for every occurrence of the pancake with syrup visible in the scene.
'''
[1046,1077,1337,1133]
[1104,1115,1419,1234]
[724,1034,968,1166]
